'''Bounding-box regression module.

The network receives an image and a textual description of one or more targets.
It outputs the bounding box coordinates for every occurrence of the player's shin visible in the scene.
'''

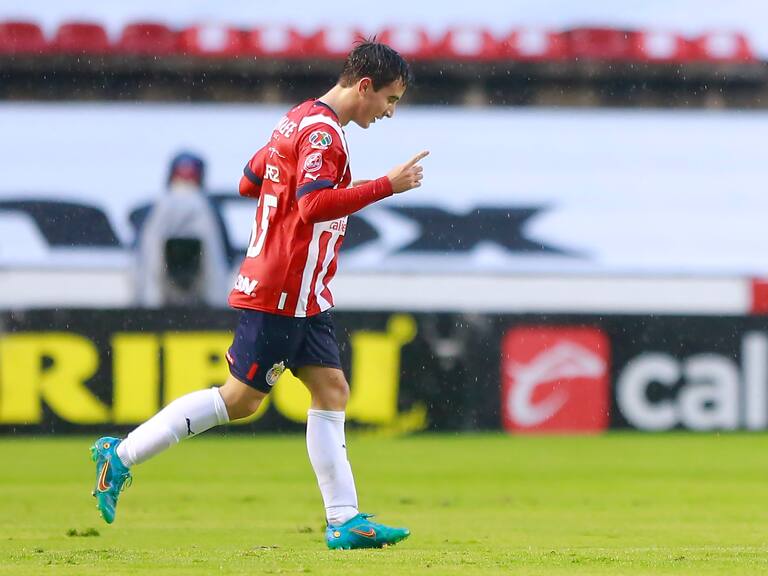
[306,409,359,526]
[116,387,229,467]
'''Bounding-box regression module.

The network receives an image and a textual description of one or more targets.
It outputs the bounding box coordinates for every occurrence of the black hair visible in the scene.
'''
[338,39,413,91]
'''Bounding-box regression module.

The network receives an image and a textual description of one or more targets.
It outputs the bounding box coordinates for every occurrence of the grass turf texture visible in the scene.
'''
[0,433,767,575]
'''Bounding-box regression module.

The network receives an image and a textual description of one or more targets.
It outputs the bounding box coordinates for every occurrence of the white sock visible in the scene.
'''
[306,409,359,526]
[116,387,229,467]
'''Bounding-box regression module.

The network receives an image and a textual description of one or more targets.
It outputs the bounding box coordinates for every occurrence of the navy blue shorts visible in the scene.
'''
[226,309,342,393]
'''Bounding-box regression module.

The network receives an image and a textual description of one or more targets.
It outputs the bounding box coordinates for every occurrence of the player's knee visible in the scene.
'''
[333,378,350,407]
[226,395,263,420]
[314,377,349,411]
[219,377,266,420]
[244,395,265,416]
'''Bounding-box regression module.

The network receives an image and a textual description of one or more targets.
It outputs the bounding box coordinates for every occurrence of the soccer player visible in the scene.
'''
[90,40,427,550]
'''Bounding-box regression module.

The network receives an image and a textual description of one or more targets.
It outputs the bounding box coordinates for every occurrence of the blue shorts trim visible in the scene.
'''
[226,309,342,393]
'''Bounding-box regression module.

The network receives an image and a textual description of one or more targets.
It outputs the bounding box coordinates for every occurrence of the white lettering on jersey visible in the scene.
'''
[304,172,319,181]
[276,116,298,137]
[235,275,258,296]
[265,164,280,183]
[247,194,278,257]
[268,146,286,159]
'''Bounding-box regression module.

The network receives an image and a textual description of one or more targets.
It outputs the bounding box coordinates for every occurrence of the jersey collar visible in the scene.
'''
[314,99,340,122]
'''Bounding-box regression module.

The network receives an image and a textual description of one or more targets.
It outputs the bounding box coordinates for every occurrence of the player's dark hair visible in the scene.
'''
[338,39,413,91]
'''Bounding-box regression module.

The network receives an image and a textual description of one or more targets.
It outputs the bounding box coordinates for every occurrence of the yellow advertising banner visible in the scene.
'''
[0,311,427,433]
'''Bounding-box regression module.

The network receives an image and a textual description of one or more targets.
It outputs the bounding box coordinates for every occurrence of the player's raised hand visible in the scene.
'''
[387,150,429,194]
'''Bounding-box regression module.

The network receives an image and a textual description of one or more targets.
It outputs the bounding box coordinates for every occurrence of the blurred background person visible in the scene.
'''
[134,151,231,308]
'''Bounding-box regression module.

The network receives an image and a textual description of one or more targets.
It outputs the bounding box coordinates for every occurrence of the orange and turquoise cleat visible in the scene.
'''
[90,436,132,524]
[326,513,410,550]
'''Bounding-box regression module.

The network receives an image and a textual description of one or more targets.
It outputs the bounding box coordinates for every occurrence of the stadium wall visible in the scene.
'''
[1,104,767,313]
[2,309,767,434]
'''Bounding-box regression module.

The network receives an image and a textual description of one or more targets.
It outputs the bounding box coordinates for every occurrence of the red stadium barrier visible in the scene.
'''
[52,22,111,55]
[563,27,632,61]
[751,279,768,315]
[243,25,307,58]
[627,30,692,63]
[179,24,246,57]
[432,26,501,60]
[0,20,47,54]
[689,31,755,62]
[116,21,179,56]
[303,26,368,59]
[377,25,435,60]
[498,28,568,61]
[0,18,762,65]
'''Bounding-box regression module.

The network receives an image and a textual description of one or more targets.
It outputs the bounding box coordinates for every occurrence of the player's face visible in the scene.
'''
[355,78,406,129]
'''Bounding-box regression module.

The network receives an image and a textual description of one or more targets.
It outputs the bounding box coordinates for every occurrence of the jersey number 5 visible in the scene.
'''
[247,194,278,257]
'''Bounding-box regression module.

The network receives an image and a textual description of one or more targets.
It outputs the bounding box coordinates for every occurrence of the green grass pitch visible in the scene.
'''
[1,433,767,575]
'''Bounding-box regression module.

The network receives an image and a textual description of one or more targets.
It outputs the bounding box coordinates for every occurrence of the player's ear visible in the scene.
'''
[358,77,373,95]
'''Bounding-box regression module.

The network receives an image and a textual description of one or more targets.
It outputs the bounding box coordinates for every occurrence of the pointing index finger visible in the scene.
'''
[405,150,430,167]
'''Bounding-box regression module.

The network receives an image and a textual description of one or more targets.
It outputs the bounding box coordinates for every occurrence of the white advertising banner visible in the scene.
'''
[0,103,765,277]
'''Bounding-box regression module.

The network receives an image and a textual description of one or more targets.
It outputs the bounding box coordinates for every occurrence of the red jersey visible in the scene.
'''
[229,99,392,317]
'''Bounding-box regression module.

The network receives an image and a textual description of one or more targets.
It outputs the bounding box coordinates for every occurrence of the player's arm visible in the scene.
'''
[298,177,394,223]
[239,145,268,198]
[295,130,428,223]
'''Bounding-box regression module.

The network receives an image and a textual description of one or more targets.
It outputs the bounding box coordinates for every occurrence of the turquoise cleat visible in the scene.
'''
[326,513,410,550]
[90,436,132,524]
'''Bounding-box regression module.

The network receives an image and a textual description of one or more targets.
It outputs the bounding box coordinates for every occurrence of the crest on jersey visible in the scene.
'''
[309,130,332,149]
[266,361,286,387]
[303,152,323,173]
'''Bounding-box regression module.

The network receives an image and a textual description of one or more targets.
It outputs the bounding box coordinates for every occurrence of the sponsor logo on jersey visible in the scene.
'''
[318,216,347,234]
[328,218,347,234]
[303,152,323,173]
[235,275,258,296]
[501,326,610,433]
[266,361,286,387]
[309,130,332,149]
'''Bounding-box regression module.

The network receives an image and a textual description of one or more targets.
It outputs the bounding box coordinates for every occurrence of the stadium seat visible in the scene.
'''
[498,28,568,61]
[627,30,691,62]
[432,26,501,60]
[689,31,754,62]
[116,22,179,56]
[304,26,368,59]
[563,27,632,61]
[179,24,245,57]
[377,26,435,60]
[752,278,768,315]
[0,20,47,55]
[52,22,111,55]
[243,25,308,58]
